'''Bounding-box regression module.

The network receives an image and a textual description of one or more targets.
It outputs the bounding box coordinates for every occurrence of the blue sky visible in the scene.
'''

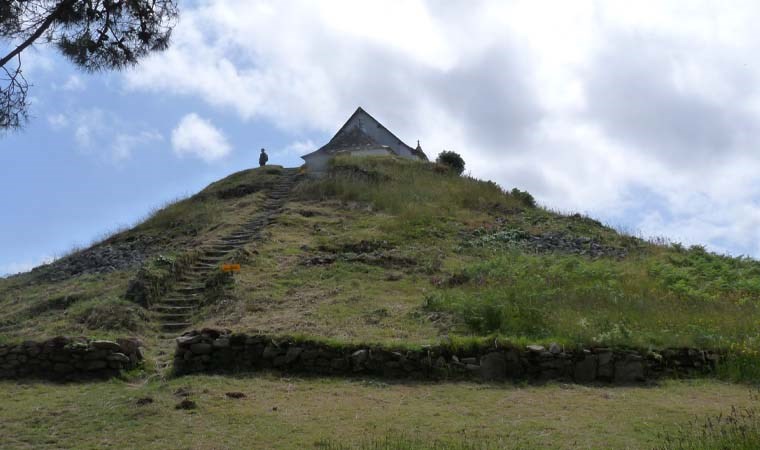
[4,0,760,275]
[0,53,325,274]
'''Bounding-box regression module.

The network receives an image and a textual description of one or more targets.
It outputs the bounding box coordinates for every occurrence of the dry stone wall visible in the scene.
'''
[0,336,143,381]
[174,329,719,384]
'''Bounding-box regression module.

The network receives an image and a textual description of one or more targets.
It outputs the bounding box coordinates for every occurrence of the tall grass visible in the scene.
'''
[295,156,529,220]
[316,433,510,450]
[425,249,760,350]
[657,390,760,449]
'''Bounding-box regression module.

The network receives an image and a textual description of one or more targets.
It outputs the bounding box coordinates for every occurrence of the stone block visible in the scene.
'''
[91,340,122,352]
[331,358,348,371]
[107,353,131,363]
[262,344,280,360]
[351,349,369,367]
[53,363,73,373]
[285,347,302,364]
[190,343,213,355]
[176,335,202,346]
[83,350,108,360]
[503,350,525,378]
[479,352,507,381]
[614,357,644,383]
[213,338,230,349]
[597,351,613,379]
[573,355,597,383]
[86,360,108,371]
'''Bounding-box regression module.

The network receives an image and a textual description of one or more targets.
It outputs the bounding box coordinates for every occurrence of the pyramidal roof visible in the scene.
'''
[302,107,428,160]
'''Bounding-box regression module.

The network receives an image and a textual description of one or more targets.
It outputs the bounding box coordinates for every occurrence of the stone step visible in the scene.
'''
[159,311,192,320]
[199,256,224,264]
[160,300,199,307]
[161,322,192,331]
[153,305,195,312]
[176,286,205,294]
[217,239,249,246]
[209,245,236,252]
[176,274,203,282]
[221,234,253,241]
[186,265,217,272]
[203,249,230,258]
[162,294,200,301]
[223,235,253,242]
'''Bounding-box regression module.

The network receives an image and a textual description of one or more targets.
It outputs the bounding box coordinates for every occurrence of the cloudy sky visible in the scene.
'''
[3,0,760,275]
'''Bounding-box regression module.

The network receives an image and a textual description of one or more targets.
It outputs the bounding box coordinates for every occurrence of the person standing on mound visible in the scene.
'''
[259,148,269,167]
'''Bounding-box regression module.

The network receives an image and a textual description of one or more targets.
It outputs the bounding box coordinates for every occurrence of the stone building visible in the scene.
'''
[301,107,428,172]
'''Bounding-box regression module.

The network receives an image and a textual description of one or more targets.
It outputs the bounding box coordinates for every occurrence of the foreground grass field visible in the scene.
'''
[0,376,755,449]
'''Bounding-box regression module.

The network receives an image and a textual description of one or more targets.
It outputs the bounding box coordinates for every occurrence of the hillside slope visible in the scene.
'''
[2,157,760,355]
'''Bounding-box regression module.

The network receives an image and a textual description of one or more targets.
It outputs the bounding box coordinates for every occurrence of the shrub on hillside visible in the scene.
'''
[510,188,536,208]
[71,298,150,332]
[436,151,465,175]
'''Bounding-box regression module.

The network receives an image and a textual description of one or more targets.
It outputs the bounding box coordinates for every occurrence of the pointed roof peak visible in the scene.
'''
[301,106,428,161]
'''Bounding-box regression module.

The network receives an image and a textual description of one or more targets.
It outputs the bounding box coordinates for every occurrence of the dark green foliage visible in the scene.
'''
[1,0,178,130]
[203,270,234,304]
[649,245,760,302]
[436,150,466,175]
[70,298,150,332]
[509,188,536,208]
[125,253,197,307]
[56,1,177,70]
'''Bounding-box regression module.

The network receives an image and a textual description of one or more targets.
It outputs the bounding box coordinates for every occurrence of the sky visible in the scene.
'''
[3,0,760,276]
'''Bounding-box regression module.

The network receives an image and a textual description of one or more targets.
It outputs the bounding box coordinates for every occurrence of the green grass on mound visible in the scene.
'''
[424,248,760,349]
[3,157,760,380]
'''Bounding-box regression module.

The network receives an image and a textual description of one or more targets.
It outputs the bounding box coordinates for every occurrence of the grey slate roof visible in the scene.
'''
[302,107,428,161]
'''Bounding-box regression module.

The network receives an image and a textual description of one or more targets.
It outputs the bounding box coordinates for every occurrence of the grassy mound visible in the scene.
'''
[2,157,760,378]
[0,166,285,343]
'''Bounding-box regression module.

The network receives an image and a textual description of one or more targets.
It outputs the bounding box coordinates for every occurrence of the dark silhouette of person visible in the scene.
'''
[259,148,269,167]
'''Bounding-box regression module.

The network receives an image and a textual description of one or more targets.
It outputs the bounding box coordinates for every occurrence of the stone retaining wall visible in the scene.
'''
[0,336,143,380]
[174,329,719,383]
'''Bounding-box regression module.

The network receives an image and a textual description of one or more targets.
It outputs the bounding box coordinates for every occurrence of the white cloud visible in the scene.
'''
[280,139,316,157]
[124,0,760,257]
[47,113,68,130]
[171,113,231,162]
[49,107,161,161]
[61,75,85,91]
[112,131,164,161]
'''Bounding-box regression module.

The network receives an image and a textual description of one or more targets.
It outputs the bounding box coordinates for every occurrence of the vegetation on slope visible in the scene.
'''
[0,166,285,343]
[207,156,760,375]
[2,157,760,373]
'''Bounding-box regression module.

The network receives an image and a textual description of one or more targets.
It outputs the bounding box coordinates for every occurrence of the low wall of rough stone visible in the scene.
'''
[173,329,720,384]
[0,336,143,381]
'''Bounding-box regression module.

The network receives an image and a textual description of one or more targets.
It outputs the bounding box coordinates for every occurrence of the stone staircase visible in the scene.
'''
[152,167,299,335]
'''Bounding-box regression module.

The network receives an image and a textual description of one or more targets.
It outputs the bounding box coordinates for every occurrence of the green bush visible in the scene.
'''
[510,188,536,208]
[70,298,150,332]
[436,150,465,175]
